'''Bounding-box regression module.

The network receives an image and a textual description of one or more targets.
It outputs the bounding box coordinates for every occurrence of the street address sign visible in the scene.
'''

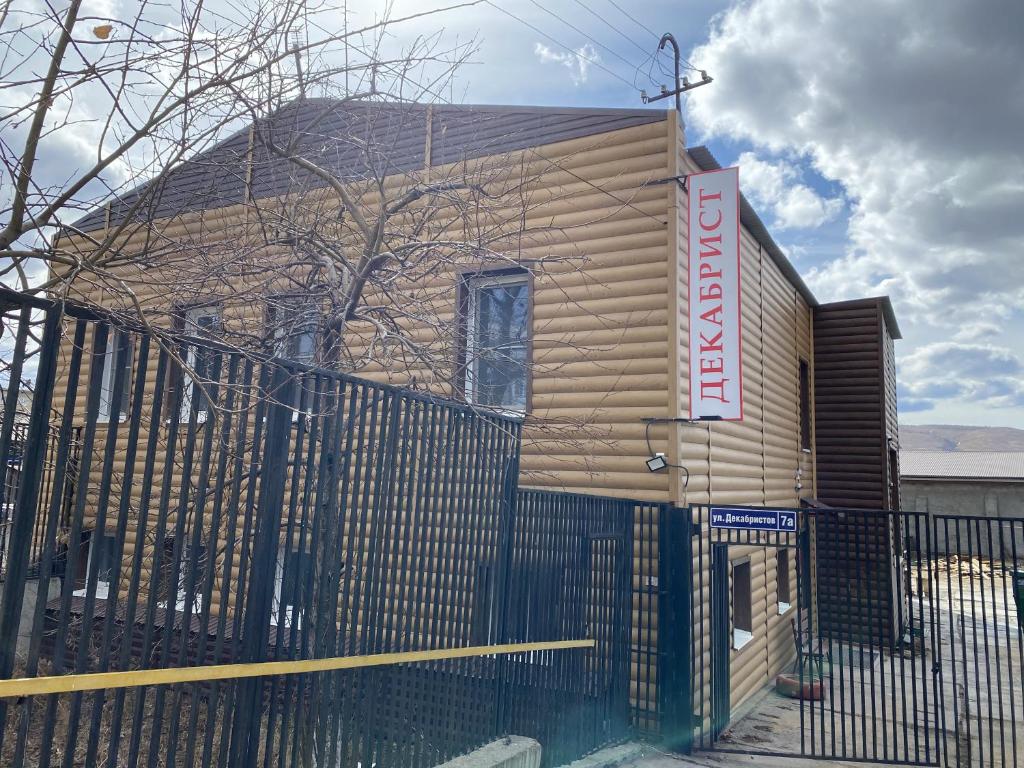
[709,507,797,532]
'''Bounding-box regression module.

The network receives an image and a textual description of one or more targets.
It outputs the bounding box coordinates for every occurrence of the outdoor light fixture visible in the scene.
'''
[646,453,668,472]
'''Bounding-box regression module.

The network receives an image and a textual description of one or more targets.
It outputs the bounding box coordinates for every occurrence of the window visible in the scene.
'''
[267,296,319,365]
[271,546,311,628]
[98,331,133,423]
[180,305,221,422]
[267,296,319,415]
[732,559,752,650]
[158,537,206,615]
[464,272,530,412]
[777,549,792,614]
[799,359,811,451]
[73,530,116,599]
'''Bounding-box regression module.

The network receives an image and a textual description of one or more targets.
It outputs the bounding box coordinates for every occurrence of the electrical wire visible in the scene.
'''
[484,1,642,92]
[644,419,690,491]
[568,0,650,60]
[521,0,648,80]
[602,0,703,73]
[603,0,661,42]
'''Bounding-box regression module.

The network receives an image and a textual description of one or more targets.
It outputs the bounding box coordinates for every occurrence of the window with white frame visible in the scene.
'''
[98,331,133,423]
[73,530,116,600]
[777,549,792,615]
[157,537,206,615]
[271,546,311,628]
[732,559,753,650]
[180,305,221,422]
[464,272,530,412]
[267,296,319,415]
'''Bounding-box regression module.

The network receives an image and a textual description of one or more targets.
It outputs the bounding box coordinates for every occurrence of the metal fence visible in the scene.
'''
[934,514,1023,768]
[0,421,81,582]
[0,288,633,768]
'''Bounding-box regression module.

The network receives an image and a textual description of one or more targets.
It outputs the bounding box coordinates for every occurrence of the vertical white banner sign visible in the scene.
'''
[688,167,743,420]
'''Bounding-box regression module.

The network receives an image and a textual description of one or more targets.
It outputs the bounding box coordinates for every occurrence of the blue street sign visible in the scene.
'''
[710,506,798,532]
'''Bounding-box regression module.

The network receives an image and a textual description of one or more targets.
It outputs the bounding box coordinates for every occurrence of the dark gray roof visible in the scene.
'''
[687,145,817,308]
[73,100,668,233]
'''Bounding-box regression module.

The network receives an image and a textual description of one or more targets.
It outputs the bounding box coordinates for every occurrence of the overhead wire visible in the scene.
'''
[483,1,641,92]
[520,0,647,80]
[567,0,650,60]
[602,0,704,73]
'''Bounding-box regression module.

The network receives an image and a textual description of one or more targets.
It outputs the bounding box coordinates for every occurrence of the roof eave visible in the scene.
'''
[686,145,817,308]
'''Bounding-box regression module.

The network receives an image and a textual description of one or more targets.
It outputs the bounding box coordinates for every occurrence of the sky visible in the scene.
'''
[5,0,1023,428]
[377,0,1022,429]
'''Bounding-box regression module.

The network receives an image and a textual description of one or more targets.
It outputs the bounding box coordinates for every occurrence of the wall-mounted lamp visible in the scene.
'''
[640,416,714,485]
[646,453,668,473]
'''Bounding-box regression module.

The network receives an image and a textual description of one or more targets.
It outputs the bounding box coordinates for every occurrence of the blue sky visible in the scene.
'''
[358,0,1022,428]
[5,0,1022,428]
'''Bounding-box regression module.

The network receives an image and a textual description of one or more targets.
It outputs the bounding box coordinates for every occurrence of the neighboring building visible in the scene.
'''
[902,450,1024,555]
[44,100,899,730]
[812,297,904,644]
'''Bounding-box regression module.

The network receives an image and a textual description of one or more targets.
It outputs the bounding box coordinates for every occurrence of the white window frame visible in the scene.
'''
[157,543,207,616]
[180,305,221,423]
[732,558,753,650]
[777,549,793,616]
[97,332,132,424]
[270,546,304,628]
[267,297,319,422]
[464,272,529,413]
[72,530,114,600]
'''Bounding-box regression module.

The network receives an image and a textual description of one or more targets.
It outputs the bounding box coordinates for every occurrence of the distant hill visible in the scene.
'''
[899,424,1024,451]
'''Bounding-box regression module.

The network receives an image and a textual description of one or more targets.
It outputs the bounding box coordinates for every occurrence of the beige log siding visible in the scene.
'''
[45,109,821,725]
[47,119,674,646]
[671,131,815,718]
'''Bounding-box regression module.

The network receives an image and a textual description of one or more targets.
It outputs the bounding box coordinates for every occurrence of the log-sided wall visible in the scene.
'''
[813,297,902,644]
[48,107,822,730]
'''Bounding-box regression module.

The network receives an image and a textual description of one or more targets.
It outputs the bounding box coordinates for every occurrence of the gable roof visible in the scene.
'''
[686,145,817,308]
[900,450,1024,481]
[72,100,668,233]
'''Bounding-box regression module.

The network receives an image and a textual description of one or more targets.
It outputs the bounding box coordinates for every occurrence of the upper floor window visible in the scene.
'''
[267,296,319,365]
[180,305,221,422]
[464,272,530,412]
[98,331,133,423]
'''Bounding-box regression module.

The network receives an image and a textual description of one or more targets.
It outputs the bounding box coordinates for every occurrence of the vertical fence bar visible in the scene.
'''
[658,504,692,753]
[0,306,61,757]
[228,364,294,767]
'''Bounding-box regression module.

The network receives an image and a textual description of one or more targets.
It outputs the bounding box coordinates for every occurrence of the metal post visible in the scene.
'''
[0,306,61,742]
[228,363,295,767]
[658,504,693,752]
[493,445,521,736]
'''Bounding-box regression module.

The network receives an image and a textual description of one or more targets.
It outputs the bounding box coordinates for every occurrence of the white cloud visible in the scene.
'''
[899,342,1024,411]
[737,151,842,229]
[687,0,1024,425]
[534,42,599,86]
[687,0,1024,316]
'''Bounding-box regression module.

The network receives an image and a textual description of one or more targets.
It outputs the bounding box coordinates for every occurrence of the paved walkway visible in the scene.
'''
[631,557,1022,768]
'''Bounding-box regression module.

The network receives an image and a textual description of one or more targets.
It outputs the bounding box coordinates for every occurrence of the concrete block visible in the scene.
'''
[555,742,645,768]
[434,736,541,768]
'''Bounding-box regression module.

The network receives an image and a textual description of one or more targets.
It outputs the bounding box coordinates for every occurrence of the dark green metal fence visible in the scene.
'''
[0,288,633,768]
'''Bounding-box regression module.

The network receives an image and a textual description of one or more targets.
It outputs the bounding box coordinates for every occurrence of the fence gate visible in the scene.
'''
[933,514,1023,768]
[659,505,946,765]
